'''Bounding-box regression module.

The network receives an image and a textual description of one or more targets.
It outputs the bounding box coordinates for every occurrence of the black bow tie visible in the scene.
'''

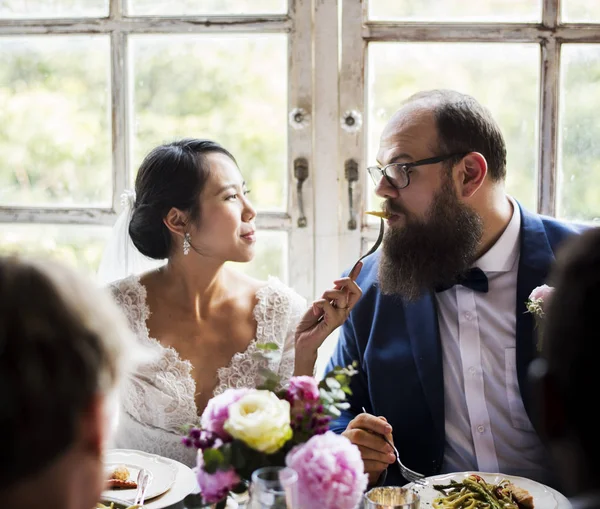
[435,267,489,293]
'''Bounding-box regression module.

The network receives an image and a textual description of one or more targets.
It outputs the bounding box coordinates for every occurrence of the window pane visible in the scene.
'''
[130,35,287,211]
[0,0,108,18]
[367,43,539,214]
[228,230,287,282]
[129,0,286,16]
[0,36,112,207]
[368,0,540,22]
[0,224,111,276]
[558,45,600,223]
[562,0,600,22]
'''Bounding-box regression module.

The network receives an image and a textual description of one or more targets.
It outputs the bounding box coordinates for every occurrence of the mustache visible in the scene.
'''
[382,200,408,216]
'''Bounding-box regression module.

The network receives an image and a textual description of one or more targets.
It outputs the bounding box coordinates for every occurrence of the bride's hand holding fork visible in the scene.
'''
[293,262,363,376]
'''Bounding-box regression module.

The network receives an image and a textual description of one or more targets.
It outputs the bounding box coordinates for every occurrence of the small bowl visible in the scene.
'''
[363,486,420,509]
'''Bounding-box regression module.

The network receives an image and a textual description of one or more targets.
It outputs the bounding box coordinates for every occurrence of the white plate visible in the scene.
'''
[103,449,178,503]
[403,471,558,509]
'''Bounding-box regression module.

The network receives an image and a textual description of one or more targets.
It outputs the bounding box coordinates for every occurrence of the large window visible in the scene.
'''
[0,0,313,299]
[336,0,600,263]
[2,0,600,374]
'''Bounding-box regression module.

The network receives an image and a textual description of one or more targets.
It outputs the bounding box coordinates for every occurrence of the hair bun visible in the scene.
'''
[128,204,170,260]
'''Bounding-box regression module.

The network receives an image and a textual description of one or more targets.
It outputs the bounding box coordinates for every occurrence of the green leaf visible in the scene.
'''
[256,342,280,351]
[203,448,226,474]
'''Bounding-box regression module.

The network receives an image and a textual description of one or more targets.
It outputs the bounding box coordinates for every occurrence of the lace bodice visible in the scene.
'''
[109,275,306,467]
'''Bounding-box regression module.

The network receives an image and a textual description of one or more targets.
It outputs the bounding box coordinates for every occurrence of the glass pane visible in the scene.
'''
[0,0,108,18]
[562,0,600,22]
[368,0,540,22]
[367,43,539,215]
[228,230,287,282]
[558,45,600,223]
[0,223,111,276]
[130,35,287,211]
[0,36,112,207]
[129,0,285,16]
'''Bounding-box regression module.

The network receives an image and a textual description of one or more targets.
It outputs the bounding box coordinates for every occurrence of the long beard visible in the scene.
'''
[378,179,483,300]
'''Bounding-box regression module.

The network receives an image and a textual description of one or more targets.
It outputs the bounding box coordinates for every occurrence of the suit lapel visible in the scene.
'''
[516,205,555,414]
[404,294,444,440]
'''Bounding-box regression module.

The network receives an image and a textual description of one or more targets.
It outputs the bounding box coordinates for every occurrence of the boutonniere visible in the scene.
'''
[526,284,554,351]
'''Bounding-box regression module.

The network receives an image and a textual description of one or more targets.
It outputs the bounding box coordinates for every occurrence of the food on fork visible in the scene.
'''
[432,473,534,508]
[106,465,138,490]
[365,210,389,219]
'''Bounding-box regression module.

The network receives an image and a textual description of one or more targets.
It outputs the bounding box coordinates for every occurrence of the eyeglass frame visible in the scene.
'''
[367,152,469,190]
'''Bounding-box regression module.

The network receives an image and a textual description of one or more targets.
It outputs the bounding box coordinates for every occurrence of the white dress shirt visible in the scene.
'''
[436,196,552,484]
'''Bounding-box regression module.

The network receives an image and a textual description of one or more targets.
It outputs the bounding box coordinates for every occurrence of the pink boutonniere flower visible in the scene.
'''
[526,284,554,351]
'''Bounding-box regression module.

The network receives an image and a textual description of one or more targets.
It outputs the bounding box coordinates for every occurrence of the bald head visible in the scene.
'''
[384,89,507,181]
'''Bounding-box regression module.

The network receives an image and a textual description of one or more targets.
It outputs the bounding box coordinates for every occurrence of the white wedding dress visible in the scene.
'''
[109,275,306,467]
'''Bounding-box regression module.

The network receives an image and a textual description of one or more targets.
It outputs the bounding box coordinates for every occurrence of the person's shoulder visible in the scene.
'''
[109,274,143,299]
[519,203,589,247]
[258,275,307,309]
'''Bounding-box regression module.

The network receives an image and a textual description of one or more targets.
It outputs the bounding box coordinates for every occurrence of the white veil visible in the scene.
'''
[97,190,166,286]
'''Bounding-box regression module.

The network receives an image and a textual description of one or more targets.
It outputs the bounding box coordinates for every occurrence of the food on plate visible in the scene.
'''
[365,211,389,219]
[106,465,137,489]
[432,473,534,509]
[109,465,130,481]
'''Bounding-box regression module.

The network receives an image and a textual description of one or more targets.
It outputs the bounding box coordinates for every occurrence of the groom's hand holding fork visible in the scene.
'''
[343,411,396,486]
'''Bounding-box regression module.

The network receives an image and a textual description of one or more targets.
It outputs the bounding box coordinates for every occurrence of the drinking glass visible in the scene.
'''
[248,466,299,509]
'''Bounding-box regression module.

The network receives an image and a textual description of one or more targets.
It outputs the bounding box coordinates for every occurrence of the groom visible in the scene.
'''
[327,89,585,488]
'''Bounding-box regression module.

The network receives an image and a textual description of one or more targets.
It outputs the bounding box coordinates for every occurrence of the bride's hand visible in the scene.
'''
[293,263,363,375]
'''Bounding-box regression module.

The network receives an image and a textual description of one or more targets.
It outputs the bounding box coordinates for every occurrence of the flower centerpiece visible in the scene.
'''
[526,284,554,351]
[182,359,367,509]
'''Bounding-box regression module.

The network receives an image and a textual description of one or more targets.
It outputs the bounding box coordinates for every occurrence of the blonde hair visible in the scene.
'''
[0,255,140,488]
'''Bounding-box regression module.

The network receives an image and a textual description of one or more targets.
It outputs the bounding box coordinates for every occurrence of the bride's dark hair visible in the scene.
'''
[129,138,236,260]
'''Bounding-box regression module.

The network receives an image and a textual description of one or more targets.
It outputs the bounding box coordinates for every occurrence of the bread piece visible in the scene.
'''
[106,478,138,489]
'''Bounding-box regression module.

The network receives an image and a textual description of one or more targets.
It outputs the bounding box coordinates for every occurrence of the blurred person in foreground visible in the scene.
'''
[531,227,600,509]
[326,89,586,487]
[0,255,140,509]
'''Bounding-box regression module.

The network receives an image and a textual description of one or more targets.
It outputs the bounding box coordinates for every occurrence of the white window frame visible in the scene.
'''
[0,0,316,299]
[338,0,600,260]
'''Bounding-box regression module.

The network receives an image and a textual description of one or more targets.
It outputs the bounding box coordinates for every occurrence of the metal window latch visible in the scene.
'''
[345,158,359,230]
[294,157,309,228]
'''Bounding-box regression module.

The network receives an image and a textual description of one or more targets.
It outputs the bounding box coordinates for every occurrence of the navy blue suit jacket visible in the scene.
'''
[326,204,585,486]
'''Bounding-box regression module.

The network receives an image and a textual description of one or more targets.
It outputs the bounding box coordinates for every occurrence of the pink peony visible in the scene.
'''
[201,388,250,440]
[286,431,368,509]
[287,376,320,402]
[196,451,241,504]
[529,284,554,306]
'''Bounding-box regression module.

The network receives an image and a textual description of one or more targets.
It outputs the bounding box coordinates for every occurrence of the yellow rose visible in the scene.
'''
[224,390,293,454]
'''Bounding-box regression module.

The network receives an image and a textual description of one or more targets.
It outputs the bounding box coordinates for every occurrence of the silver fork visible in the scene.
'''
[316,218,384,323]
[349,216,385,277]
[361,407,428,486]
[133,468,153,507]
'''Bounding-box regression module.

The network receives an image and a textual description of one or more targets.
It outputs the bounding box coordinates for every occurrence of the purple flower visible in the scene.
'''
[286,431,368,509]
[196,451,241,504]
[200,388,250,440]
[287,376,320,403]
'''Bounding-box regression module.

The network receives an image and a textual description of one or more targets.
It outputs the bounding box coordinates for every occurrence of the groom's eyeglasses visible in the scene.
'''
[367,153,468,190]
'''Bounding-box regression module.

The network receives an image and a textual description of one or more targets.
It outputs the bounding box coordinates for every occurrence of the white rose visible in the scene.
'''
[224,390,292,454]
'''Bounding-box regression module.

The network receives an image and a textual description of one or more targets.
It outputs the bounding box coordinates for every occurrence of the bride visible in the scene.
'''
[98,138,362,466]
